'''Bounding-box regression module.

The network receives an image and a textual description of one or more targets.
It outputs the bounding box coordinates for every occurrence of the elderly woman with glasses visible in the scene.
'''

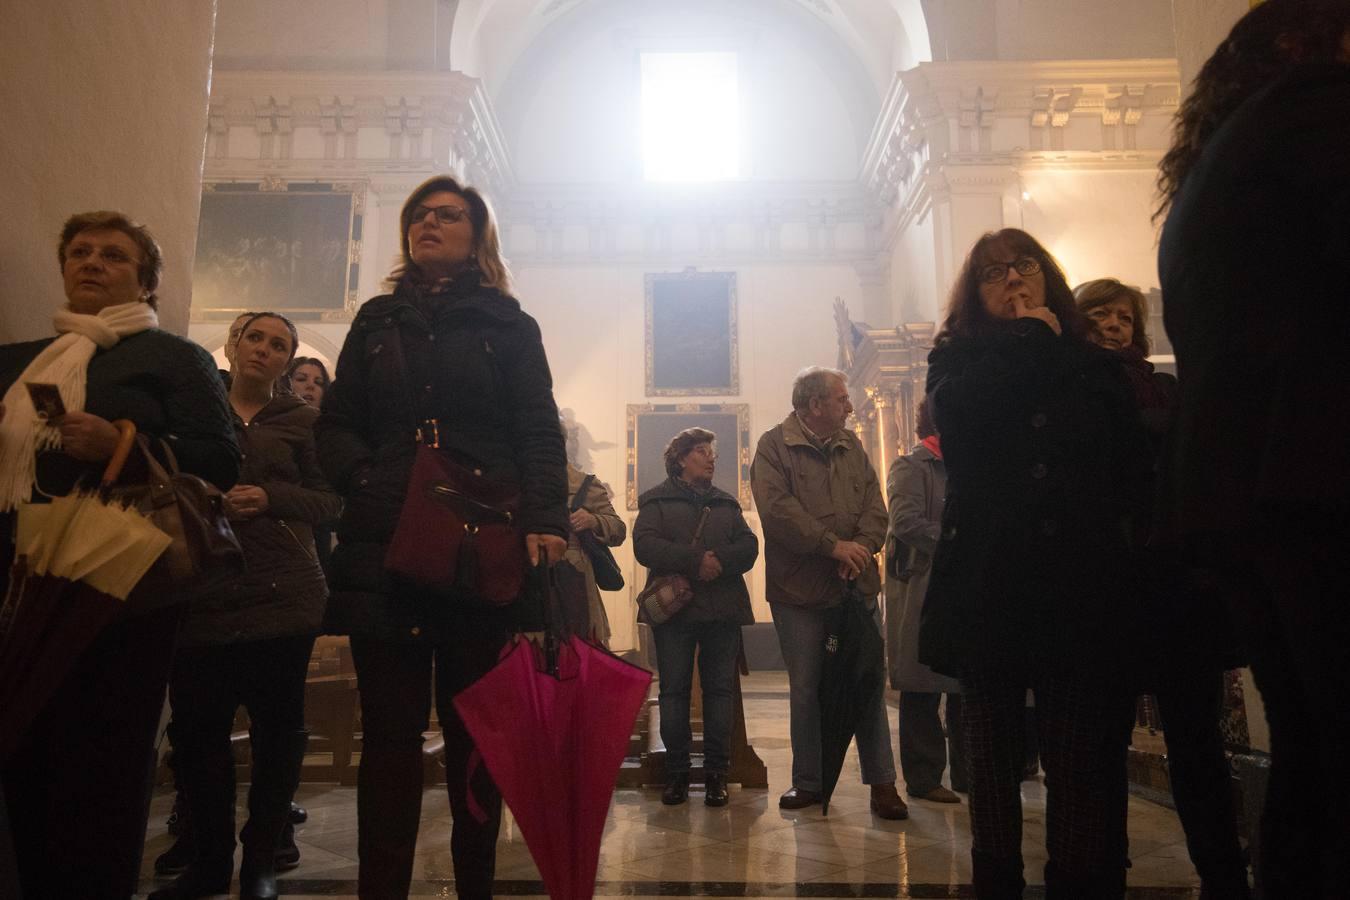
[633,428,759,808]
[315,175,568,899]
[0,211,239,900]
[920,229,1150,899]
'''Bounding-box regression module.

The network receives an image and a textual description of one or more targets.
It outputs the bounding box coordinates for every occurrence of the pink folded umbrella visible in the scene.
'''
[454,632,651,900]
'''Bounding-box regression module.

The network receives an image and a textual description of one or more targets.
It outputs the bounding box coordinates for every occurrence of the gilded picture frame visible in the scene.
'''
[191,179,364,323]
[644,269,739,396]
[626,403,752,511]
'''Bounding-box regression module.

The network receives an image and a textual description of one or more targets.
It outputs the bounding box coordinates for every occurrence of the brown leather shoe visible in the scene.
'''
[913,785,962,804]
[778,787,823,809]
[869,782,909,820]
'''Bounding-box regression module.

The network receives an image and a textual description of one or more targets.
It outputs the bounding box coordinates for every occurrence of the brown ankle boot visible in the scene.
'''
[869,782,909,820]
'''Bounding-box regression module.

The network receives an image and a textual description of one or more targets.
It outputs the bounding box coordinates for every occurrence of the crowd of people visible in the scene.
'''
[0,2,1344,898]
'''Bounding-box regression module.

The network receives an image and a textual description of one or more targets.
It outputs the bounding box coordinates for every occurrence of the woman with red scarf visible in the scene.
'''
[884,398,967,805]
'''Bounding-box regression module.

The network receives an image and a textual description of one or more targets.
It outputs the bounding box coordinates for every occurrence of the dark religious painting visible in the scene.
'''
[192,180,363,322]
[626,404,751,510]
[645,270,738,396]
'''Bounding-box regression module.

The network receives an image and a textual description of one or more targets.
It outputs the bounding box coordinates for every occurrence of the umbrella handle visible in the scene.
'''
[100,420,139,489]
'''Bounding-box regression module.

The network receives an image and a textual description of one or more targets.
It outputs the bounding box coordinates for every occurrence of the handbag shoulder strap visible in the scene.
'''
[690,506,711,546]
[136,434,177,485]
[570,474,595,513]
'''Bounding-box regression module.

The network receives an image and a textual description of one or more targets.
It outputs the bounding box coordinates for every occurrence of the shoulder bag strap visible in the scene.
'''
[571,474,595,513]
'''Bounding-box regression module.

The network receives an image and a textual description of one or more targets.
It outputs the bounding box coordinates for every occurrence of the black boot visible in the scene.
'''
[704,772,729,807]
[274,821,300,871]
[148,737,237,900]
[153,829,197,876]
[288,800,307,824]
[661,772,690,805]
[239,730,308,900]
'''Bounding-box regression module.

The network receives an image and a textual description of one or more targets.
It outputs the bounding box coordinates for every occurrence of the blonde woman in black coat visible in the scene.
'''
[315,175,568,900]
[151,313,339,900]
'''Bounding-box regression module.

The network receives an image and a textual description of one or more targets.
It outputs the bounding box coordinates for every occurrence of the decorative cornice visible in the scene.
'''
[205,70,513,193]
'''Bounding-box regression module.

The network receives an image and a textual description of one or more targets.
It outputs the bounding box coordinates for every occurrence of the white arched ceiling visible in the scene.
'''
[452,0,932,99]
[454,0,931,183]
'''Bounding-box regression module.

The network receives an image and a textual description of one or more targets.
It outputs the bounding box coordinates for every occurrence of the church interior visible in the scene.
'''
[0,1,1301,898]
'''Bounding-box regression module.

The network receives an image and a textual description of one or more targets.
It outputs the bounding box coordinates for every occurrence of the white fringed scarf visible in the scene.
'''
[0,301,158,511]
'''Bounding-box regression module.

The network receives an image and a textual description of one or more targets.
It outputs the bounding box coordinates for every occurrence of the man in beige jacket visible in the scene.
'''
[750,366,907,820]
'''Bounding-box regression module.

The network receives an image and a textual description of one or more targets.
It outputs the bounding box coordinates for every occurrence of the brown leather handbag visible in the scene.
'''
[637,506,710,626]
[106,426,244,612]
[383,419,526,606]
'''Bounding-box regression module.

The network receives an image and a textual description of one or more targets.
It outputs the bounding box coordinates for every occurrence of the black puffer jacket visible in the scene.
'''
[0,330,240,612]
[315,276,568,641]
[178,392,340,647]
[633,477,758,626]
[919,319,1150,678]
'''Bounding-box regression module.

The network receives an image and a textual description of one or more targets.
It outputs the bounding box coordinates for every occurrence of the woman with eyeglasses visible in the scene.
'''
[314,175,568,899]
[920,229,1150,899]
[633,428,758,808]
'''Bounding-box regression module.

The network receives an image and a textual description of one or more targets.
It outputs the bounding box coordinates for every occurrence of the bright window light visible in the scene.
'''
[641,52,740,182]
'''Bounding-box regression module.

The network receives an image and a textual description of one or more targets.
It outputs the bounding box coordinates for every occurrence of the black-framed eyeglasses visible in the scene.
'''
[978,256,1042,284]
[411,204,470,226]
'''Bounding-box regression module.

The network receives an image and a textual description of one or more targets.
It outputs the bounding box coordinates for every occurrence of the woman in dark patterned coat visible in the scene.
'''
[921,229,1149,900]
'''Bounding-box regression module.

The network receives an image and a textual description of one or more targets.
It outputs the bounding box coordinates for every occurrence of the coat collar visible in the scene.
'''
[910,443,939,464]
[778,411,856,456]
[360,280,523,326]
[638,475,738,508]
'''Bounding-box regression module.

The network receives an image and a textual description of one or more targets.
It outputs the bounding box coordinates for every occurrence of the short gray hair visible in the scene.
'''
[792,366,846,411]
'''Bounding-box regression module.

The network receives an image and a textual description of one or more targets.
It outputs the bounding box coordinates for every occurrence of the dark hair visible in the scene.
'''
[915,397,936,440]
[935,228,1089,346]
[1156,0,1350,219]
[58,211,164,309]
[1074,279,1151,355]
[237,311,299,362]
[286,356,331,386]
[663,427,717,479]
[389,174,513,295]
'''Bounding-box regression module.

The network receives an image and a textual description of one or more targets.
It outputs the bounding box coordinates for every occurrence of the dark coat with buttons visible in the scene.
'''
[177,392,340,648]
[633,477,758,626]
[919,319,1150,679]
[314,276,569,642]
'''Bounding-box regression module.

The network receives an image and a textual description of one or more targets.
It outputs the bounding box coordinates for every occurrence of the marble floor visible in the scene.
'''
[136,672,1210,898]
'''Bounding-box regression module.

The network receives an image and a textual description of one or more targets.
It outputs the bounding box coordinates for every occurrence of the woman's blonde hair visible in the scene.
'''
[1074,278,1151,355]
[387,174,514,296]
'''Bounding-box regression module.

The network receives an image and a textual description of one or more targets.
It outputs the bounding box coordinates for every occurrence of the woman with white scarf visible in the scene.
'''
[0,211,239,900]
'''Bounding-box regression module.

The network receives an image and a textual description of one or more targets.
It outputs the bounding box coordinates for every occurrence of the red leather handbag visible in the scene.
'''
[384,420,527,605]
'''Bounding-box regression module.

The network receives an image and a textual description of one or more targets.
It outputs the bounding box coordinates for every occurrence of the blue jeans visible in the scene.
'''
[771,599,897,790]
[652,620,743,776]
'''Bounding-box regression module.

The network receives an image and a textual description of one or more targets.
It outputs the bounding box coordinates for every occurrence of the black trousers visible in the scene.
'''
[2,605,181,900]
[350,607,513,900]
[1241,526,1350,899]
[898,691,967,795]
[168,634,315,866]
[1106,668,1249,897]
[962,664,1123,900]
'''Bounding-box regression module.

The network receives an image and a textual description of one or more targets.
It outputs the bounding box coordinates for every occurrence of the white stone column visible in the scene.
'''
[0,2,217,341]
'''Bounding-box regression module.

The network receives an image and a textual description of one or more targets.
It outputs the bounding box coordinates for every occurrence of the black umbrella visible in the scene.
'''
[818,582,886,815]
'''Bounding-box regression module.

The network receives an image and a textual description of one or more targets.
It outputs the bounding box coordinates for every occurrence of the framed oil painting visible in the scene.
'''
[191,179,363,322]
[626,403,751,510]
[645,269,738,396]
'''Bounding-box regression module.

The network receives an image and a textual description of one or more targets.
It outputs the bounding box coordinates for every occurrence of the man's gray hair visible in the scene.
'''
[792,366,846,411]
